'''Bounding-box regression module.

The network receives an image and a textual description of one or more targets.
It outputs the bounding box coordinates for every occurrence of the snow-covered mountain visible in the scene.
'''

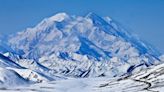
[0,12,164,91]
[7,13,162,78]
[9,13,161,60]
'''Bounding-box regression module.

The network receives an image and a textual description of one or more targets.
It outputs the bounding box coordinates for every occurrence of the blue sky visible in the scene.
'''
[0,0,164,53]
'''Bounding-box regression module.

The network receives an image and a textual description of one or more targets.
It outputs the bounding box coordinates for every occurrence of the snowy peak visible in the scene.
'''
[48,12,69,22]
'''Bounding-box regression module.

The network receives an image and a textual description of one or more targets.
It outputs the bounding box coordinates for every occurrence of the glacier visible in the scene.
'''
[0,12,163,92]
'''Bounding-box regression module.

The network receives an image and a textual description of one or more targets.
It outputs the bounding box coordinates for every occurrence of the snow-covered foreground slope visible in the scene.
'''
[0,53,64,87]
[1,63,164,92]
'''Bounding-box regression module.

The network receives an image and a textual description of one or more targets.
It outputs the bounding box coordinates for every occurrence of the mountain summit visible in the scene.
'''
[7,12,162,77]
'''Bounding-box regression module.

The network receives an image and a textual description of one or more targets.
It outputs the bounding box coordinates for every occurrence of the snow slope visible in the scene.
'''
[0,68,28,87]
[0,53,23,68]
